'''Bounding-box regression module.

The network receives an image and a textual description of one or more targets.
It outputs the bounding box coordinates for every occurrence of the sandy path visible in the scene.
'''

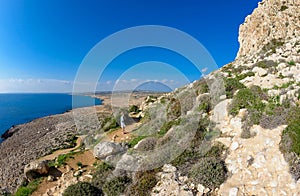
[104,123,140,143]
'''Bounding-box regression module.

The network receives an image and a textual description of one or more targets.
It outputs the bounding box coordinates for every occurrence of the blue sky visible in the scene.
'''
[0,0,261,93]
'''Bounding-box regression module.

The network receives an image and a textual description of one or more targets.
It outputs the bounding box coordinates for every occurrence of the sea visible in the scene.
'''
[0,93,101,140]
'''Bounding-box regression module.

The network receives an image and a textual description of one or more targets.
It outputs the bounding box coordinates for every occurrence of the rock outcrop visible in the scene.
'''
[24,160,49,181]
[93,141,126,159]
[237,0,300,58]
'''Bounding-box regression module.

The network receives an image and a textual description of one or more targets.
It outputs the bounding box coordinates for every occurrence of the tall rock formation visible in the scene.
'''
[237,0,300,58]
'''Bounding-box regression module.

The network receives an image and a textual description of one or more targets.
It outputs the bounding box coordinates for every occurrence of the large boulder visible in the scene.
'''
[24,160,49,181]
[93,141,126,159]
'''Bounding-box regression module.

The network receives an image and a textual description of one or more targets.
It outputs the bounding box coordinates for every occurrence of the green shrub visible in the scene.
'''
[14,178,42,196]
[166,98,181,120]
[140,110,151,123]
[288,61,296,66]
[128,136,147,148]
[261,39,284,55]
[189,157,227,189]
[91,162,114,189]
[102,176,131,196]
[77,162,83,168]
[197,94,212,113]
[280,5,288,11]
[158,119,181,136]
[229,88,265,117]
[279,107,300,180]
[204,142,226,158]
[236,71,255,81]
[126,170,158,196]
[102,115,119,132]
[193,79,209,95]
[63,182,103,196]
[249,85,268,101]
[49,151,77,167]
[129,105,139,113]
[224,77,246,98]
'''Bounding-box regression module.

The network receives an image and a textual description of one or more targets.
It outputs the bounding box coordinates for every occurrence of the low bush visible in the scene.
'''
[280,106,300,180]
[102,176,131,196]
[261,39,284,56]
[193,79,209,95]
[197,94,212,113]
[228,88,265,118]
[49,151,77,167]
[63,182,103,196]
[158,119,181,137]
[224,77,246,98]
[281,106,300,155]
[236,71,255,81]
[126,170,158,196]
[189,157,227,189]
[288,61,296,66]
[91,162,114,189]
[129,105,139,113]
[280,5,288,11]
[127,135,147,148]
[102,115,119,132]
[14,178,42,196]
[166,98,181,120]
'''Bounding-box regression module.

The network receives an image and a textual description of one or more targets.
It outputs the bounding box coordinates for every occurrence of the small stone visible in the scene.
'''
[270,180,277,188]
[73,170,83,177]
[230,142,239,151]
[229,187,238,196]
[162,164,177,173]
[197,184,205,194]
[47,175,55,182]
[219,95,226,100]
[203,188,210,194]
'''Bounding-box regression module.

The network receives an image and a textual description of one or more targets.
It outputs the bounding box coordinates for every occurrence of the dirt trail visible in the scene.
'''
[104,123,140,143]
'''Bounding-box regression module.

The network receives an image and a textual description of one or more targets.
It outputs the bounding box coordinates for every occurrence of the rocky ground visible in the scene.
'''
[0,92,157,194]
[0,107,94,193]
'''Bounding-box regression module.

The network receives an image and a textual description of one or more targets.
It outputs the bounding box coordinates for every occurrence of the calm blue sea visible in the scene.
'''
[0,93,101,139]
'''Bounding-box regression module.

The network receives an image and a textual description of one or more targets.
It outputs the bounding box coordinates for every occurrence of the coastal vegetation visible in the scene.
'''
[14,178,42,196]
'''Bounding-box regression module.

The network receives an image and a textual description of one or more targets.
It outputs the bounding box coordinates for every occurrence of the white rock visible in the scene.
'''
[229,187,239,196]
[203,188,210,194]
[278,62,287,70]
[253,67,268,77]
[162,164,177,173]
[230,142,239,151]
[197,184,205,194]
[252,152,266,169]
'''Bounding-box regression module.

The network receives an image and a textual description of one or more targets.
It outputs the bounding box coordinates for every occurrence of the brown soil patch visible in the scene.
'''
[104,123,140,143]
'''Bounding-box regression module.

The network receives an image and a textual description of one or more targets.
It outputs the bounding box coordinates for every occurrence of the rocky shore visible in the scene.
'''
[0,109,81,193]
[0,92,158,194]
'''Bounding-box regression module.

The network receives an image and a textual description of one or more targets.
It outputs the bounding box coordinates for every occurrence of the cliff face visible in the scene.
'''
[237,0,300,58]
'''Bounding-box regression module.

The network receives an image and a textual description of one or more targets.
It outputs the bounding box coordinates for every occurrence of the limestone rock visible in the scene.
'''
[24,160,49,181]
[151,164,193,196]
[237,0,300,58]
[229,187,239,196]
[93,141,126,159]
[252,67,268,77]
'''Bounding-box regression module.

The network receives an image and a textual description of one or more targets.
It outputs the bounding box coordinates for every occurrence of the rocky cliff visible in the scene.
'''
[237,0,300,58]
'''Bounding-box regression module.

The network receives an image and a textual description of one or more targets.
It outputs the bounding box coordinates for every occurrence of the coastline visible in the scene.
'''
[0,94,103,141]
[0,91,162,194]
